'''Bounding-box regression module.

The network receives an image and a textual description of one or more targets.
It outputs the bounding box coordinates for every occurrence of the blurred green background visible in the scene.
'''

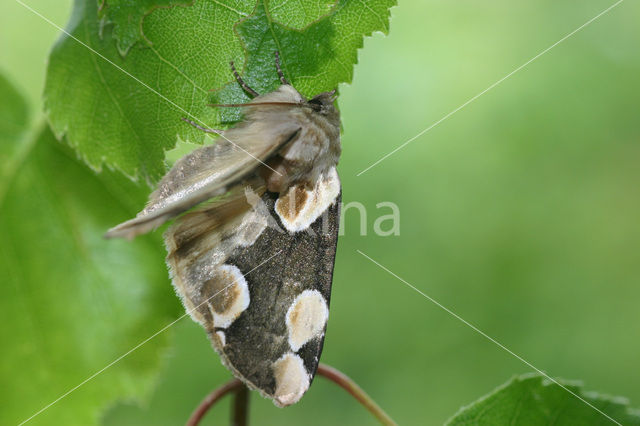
[2,0,639,424]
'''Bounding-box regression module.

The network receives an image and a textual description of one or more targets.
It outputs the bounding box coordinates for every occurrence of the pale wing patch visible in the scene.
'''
[235,188,269,247]
[204,264,250,329]
[275,167,340,232]
[216,331,226,346]
[286,289,329,352]
[272,353,310,407]
[164,184,270,327]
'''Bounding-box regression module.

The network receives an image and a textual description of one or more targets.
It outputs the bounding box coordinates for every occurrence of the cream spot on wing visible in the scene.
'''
[275,167,340,232]
[216,331,226,346]
[272,353,310,407]
[204,264,249,328]
[286,289,329,352]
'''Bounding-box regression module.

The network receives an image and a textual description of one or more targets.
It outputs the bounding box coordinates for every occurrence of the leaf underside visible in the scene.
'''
[98,0,191,54]
[45,0,396,184]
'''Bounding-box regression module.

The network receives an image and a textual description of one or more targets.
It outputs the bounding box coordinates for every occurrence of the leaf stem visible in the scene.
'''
[317,364,397,426]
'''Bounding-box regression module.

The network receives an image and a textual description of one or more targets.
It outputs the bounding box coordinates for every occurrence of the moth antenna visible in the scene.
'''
[208,102,309,108]
[181,117,223,134]
[274,51,289,85]
[230,61,259,97]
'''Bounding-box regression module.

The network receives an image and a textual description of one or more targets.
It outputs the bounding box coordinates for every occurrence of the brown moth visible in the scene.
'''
[106,52,341,407]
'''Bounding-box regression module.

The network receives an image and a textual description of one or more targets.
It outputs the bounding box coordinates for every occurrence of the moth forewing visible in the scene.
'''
[203,189,341,407]
[107,54,342,407]
[104,109,302,240]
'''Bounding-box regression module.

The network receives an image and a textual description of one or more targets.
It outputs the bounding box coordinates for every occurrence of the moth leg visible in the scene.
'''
[274,51,289,85]
[181,117,223,134]
[230,61,259,97]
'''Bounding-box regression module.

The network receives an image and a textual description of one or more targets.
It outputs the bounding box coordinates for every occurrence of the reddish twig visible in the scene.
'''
[186,378,245,426]
[187,364,396,426]
[317,364,397,426]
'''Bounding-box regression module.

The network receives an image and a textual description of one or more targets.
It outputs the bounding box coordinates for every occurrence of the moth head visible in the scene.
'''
[307,90,338,121]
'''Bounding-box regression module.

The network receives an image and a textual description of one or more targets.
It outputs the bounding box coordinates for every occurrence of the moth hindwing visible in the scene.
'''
[106,52,342,407]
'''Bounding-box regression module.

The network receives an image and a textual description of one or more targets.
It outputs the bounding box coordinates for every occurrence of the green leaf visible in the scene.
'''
[44,0,396,184]
[214,0,396,122]
[0,72,30,184]
[44,0,254,183]
[446,374,640,426]
[100,0,338,54]
[97,0,190,54]
[0,72,28,142]
[1,75,178,424]
[268,0,337,29]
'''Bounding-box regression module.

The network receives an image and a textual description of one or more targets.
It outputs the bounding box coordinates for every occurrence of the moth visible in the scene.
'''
[106,52,341,407]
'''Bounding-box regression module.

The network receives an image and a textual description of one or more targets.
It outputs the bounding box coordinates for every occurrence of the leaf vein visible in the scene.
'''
[210,0,249,17]
[147,46,208,94]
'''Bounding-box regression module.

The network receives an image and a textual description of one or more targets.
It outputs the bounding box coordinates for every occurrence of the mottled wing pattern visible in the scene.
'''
[219,192,340,406]
[164,169,341,406]
[104,86,306,240]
